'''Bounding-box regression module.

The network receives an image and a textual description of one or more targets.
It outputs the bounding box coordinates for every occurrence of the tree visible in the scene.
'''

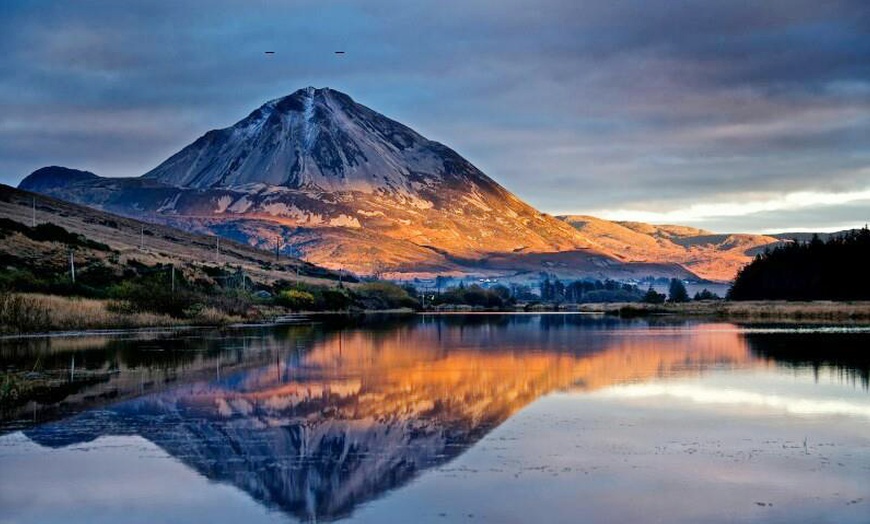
[642,287,666,304]
[667,279,689,303]
[729,228,870,300]
[693,288,720,301]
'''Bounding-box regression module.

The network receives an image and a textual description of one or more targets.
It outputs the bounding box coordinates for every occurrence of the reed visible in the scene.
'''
[0,292,181,333]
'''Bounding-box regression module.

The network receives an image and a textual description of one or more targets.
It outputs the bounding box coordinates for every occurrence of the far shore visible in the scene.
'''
[424,300,870,322]
[2,293,870,337]
[574,300,870,321]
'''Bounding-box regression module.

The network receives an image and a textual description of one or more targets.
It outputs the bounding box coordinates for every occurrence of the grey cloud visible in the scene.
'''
[681,200,870,234]
[0,0,868,232]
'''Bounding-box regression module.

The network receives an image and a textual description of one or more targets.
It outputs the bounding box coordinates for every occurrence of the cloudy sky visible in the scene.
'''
[1,1,868,233]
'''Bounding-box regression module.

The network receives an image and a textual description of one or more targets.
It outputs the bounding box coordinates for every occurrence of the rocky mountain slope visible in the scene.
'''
[20,87,697,280]
[558,215,781,281]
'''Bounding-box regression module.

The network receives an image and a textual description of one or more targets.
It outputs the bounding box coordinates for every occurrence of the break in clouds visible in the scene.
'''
[0,0,868,232]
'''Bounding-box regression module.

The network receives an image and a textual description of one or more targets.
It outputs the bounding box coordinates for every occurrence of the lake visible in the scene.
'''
[1,314,868,523]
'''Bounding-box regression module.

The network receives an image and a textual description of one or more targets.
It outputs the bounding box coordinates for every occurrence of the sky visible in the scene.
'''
[0,0,868,233]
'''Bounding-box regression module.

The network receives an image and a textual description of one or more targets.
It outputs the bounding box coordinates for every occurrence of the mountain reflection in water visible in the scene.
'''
[5,315,866,522]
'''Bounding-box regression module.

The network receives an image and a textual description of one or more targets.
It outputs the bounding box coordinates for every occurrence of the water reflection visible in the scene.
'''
[744,330,870,389]
[2,315,868,522]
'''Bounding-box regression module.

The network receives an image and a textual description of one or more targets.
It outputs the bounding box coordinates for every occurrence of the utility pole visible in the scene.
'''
[31,197,36,227]
[69,250,76,284]
[140,226,145,250]
[275,236,280,262]
[296,266,300,288]
[171,264,176,294]
[216,236,220,264]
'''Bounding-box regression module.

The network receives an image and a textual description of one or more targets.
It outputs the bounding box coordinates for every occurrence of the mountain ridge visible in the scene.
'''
[558,215,783,281]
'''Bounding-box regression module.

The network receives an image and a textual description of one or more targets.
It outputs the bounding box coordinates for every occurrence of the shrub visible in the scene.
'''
[642,287,666,304]
[693,289,721,301]
[278,289,316,311]
[356,282,419,310]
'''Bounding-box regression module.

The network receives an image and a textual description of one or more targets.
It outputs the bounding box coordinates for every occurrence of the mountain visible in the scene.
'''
[20,87,695,280]
[18,166,100,192]
[558,215,782,282]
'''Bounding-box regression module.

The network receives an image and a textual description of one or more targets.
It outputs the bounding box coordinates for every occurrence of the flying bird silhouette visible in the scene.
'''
[334,51,345,55]
[264,51,275,55]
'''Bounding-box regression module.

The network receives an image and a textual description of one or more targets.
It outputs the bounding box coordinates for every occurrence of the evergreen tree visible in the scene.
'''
[729,228,870,300]
[642,287,666,304]
[693,288,720,301]
[668,278,689,303]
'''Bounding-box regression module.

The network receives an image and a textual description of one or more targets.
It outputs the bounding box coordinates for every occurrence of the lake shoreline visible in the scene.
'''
[3,299,870,338]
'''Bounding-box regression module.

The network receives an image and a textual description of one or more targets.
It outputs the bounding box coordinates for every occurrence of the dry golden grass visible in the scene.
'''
[579,300,870,321]
[189,306,243,326]
[1,293,183,333]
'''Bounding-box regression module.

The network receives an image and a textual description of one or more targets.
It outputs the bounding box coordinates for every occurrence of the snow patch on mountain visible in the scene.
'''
[214,195,234,213]
[329,214,362,228]
[227,196,253,213]
[157,193,181,213]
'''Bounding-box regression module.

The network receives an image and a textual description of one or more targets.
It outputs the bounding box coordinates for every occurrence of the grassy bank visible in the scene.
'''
[0,292,243,334]
[578,300,870,321]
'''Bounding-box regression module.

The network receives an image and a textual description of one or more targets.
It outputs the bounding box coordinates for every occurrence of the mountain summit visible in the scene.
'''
[143,87,473,195]
[20,87,703,279]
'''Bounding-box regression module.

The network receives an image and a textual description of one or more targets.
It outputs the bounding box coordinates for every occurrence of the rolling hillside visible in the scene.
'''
[558,215,782,282]
[0,184,341,287]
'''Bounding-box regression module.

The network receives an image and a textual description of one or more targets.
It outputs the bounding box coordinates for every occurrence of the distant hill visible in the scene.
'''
[19,87,698,282]
[0,184,340,286]
[558,215,782,282]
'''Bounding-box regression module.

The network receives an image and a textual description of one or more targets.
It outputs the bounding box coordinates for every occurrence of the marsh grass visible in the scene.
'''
[596,300,870,321]
[0,292,182,334]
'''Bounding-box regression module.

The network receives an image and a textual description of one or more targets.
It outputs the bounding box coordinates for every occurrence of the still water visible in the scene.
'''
[1,314,868,523]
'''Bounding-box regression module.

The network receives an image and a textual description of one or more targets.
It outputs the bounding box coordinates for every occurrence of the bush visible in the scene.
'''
[693,289,721,301]
[642,287,666,304]
[356,282,419,310]
[435,284,504,308]
[278,289,316,311]
[318,287,352,310]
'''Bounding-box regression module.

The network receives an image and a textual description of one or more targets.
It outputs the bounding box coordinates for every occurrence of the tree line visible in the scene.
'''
[729,228,870,301]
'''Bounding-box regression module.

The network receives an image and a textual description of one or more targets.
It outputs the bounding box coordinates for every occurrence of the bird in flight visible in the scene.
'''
[264,51,275,55]
[334,51,345,55]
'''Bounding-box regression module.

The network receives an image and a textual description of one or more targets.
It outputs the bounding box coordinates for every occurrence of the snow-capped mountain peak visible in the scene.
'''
[142,87,456,195]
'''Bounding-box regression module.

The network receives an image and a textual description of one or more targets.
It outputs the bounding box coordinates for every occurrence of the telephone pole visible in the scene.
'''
[216,236,221,264]
[69,250,76,283]
[171,264,176,294]
[31,197,36,227]
[275,236,280,262]
[140,226,145,250]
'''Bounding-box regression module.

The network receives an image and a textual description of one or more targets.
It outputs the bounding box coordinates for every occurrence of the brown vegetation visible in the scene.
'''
[578,300,870,321]
[0,292,244,334]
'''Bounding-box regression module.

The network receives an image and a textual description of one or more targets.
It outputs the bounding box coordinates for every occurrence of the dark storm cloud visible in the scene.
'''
[0,0,868,232]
